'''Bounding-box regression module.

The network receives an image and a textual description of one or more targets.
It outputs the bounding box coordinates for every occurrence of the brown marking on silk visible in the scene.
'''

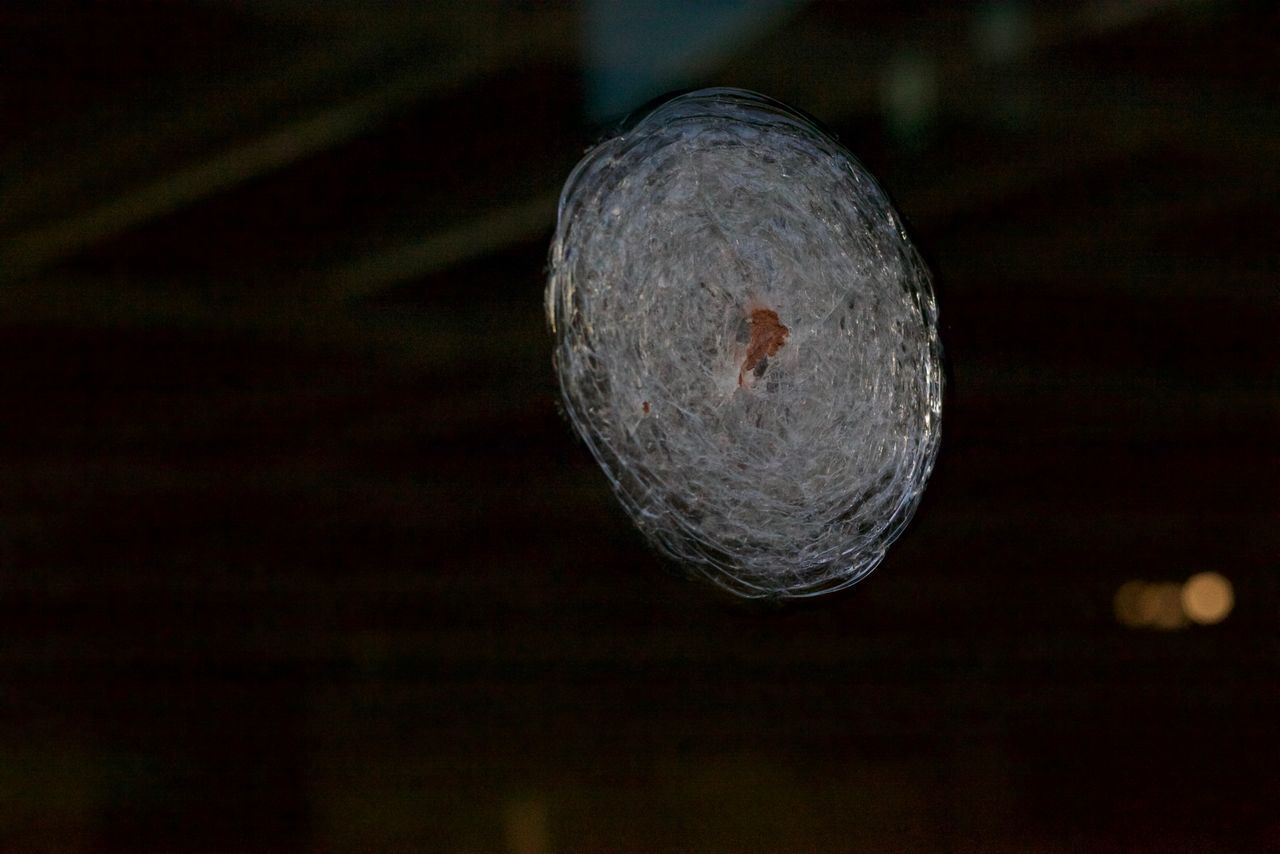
[739,307,789,387]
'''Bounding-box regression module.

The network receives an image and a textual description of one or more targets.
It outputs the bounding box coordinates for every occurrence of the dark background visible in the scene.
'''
[1,1,1277,850]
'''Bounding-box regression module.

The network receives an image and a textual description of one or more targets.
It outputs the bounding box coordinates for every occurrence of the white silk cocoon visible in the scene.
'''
[547,88,942,598]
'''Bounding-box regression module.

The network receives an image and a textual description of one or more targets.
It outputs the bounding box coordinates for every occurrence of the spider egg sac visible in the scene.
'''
[546,88,943,598]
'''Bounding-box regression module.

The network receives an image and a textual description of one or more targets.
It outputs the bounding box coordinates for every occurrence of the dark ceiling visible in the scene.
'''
[1,1,1277,850]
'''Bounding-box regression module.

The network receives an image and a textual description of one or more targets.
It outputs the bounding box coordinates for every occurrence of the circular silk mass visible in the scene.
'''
[546,88,943,598]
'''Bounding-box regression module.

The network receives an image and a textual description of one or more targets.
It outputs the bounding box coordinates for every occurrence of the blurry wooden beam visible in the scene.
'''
[315,190,560,302]
[937,157,1271,291]
[310,1,1227,299]
[0,274,542,371]
[1,5,512,227]
[0,4,575,285]
[720,0,1204,121]
[0,0,1258,306]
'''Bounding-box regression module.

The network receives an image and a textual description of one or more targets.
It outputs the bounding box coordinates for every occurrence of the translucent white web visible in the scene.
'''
[547,88,943,598]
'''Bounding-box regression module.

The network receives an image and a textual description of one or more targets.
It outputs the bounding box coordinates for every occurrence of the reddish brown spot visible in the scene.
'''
[642,401,650,414]
[739,307,789,386]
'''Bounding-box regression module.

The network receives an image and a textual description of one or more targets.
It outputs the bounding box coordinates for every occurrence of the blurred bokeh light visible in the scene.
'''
[1114,572,1237,630]
[1181,571,1234,625]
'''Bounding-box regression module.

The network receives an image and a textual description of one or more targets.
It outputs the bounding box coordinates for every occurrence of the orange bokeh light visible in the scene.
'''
[1181,572,1234,625]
